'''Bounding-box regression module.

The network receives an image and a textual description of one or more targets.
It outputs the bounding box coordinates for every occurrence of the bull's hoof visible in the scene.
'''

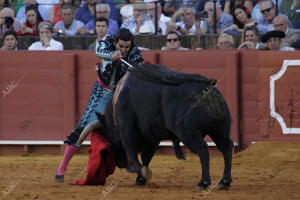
[197,181,211,190]
[135,166,152,186]
[141,166,152,184]
[135,176,147,186]
[217,180,231,190]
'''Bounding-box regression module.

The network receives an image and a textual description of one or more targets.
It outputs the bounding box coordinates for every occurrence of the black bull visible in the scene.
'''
[84,64,233,189]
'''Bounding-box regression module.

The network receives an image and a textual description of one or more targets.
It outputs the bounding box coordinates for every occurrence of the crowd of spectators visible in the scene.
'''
[0,0,299,51]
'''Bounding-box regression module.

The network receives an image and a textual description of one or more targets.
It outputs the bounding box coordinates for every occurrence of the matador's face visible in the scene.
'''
[115,39,132,57]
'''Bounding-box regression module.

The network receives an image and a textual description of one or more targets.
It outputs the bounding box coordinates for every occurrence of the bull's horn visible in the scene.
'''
[77,120,101,144]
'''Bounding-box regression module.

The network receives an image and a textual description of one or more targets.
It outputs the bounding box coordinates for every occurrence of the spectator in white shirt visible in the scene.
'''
[28,21,63,50]
[165,5,207,35]
[121,1,153,35]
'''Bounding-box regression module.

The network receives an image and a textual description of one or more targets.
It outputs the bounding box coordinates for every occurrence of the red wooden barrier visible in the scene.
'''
[0,50,299,154]
[255,51,300,142]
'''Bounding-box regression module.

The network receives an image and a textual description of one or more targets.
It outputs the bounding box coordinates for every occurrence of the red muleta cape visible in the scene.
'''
[71,131,116,185]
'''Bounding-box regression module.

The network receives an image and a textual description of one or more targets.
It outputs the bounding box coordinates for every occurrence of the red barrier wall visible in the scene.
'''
[0,51,66,141]
[0,50,299,154]
[255,51,300,142]
[239,51,300,147]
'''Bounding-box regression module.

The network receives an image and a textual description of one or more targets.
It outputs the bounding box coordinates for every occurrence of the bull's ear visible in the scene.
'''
[95,112,104,121]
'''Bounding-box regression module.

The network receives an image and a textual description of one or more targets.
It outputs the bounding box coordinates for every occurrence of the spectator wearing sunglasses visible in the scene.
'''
[251,0,281,21]
[257,0,292,30]
[161,31,188,50]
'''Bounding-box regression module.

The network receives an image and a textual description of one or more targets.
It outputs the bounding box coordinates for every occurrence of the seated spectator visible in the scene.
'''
[251,0,282,21]
[121,2,153,35]
[1,30,18,50]
[16,0,49,23]
[0,7,22,36]
[166,6,206,35]
[161,31,189,50]
[238,25,260,49]
[75,0,118,25]
[49,0,76,26]
[85,3,119,35]
[261,30,295,51]
[273,15,300,48]
[89,17,108,50]
[28,21,63,50]
[53,4,88,36]
[257,0,291,30]
[17,4,43,36]
[217,33,235,49]
[203,1,233,34]
[223,4,268,34]
[146,1,171,35]
[280,0,300,28]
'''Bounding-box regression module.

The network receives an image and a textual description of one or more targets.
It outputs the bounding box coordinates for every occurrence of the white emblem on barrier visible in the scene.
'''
[270,60,300,134]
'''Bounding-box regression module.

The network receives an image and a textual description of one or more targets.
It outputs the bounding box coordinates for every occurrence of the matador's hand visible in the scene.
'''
[111,51,122,61]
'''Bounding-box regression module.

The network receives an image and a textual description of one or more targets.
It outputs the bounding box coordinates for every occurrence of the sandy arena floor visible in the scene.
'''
[0,142,300,200]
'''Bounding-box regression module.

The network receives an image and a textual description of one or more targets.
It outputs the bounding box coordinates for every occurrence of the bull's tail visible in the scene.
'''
[172,139,185,160]
[129,64,216,86]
